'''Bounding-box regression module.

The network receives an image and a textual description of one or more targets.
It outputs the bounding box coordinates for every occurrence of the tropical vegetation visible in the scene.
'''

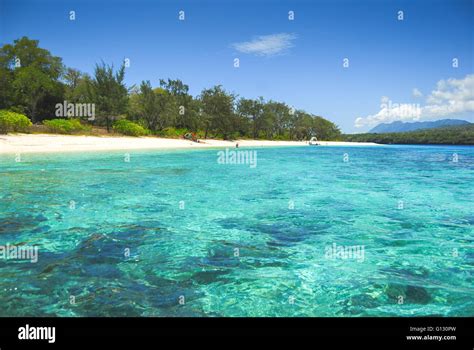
[0,109,32,133]
[0,37,341,139]
[43,118,91,134]
[343,124,474,145]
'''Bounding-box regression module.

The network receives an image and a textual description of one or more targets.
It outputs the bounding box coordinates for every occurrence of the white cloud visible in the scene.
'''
[231,33,296,56]
[355,74,474,128]
[412,88,423,98]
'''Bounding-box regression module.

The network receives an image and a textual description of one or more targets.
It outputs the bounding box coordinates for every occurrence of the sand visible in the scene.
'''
[0,134,380,154]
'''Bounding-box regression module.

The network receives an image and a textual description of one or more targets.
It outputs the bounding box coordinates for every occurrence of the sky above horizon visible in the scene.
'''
[1,0,473,133]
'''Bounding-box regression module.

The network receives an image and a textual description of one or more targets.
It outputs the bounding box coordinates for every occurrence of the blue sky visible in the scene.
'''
[1,0,473,133]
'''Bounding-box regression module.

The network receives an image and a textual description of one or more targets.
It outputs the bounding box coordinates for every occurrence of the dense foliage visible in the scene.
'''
[343,124,474,145]
[0,110,32,134]
[43,119,91,134]
[113,119,149,136]
[0,37,64,122]
[0,37,341,140]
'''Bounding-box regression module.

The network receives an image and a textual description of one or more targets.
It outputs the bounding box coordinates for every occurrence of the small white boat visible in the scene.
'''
[309,136,319,145]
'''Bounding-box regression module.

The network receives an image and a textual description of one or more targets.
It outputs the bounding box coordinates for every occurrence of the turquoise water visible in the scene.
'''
[0,145,473,316]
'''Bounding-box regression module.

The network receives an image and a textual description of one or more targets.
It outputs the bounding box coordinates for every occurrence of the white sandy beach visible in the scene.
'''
[0,134,379,154]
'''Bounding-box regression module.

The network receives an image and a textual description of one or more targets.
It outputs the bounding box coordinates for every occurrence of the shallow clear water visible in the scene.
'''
[0,145,473,316]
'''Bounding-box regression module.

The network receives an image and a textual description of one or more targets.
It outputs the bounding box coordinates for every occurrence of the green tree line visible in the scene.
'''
[0,37,342,140]
[343,124,474,145]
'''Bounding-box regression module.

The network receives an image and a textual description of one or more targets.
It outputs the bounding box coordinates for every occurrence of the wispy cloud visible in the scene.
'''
[231,33,297,57]
[355,74,474,128]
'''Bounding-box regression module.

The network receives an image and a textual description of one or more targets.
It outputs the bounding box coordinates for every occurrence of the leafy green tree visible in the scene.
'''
[159,78,189,97]
[185,98,204,132]
[0,37,65,121]
[200,85,236,139]
[129,81,177,132]
[312,116,342,140]
[89,62,128,131]
[138,81,160,130]
[64,68,81,92]
[63,68,93,104]
[159,78,197,129]
[260,101,292,138]
[291,110,314,140]
[0,60,14,110]
[237,97,266,138]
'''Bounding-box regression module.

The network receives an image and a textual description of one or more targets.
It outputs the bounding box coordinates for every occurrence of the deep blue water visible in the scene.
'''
[0,145,473,316]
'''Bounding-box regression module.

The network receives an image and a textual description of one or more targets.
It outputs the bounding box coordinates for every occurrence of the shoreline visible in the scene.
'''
[0,134,380,154]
